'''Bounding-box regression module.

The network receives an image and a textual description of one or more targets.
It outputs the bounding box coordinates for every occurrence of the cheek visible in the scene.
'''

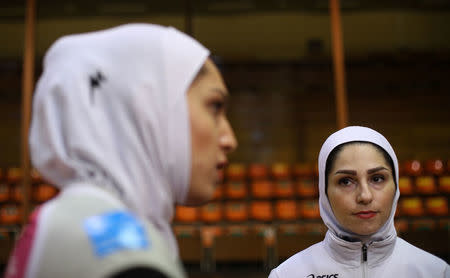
[328,190,350,215]
[190,107,209,147]
[380,185,396,210]
[190,113,219,168]
[191,119,216,154]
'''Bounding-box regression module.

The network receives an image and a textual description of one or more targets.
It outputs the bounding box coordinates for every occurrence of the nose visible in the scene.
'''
[357,181,373,205]
[220,118,238,153]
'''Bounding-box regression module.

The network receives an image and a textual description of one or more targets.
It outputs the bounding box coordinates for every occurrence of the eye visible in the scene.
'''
[338,177,354,187]
[209,99,225,116]
[371,174,385,183]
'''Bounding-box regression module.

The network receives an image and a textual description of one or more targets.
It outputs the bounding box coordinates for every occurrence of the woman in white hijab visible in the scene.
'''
[269,126,449,278]
[5,24,237,278]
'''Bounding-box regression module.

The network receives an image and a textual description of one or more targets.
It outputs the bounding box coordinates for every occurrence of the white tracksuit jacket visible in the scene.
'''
[269,126,450,278]
[269,230,449,278]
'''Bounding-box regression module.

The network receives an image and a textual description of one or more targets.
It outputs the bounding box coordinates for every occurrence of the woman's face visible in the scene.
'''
[327,143,395,236]
[185,59,237,205]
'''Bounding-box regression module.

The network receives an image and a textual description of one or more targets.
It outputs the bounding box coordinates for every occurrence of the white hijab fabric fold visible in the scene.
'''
[318,126,400,242]
[29,24,210,254]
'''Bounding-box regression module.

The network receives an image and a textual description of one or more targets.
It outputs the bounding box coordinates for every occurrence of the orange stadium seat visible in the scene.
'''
[425,197,448,216]
[0,183,9,203]
[398,176,414,195]
[399,197,424,217]
[271,163,291,180]
[0,204,22,225]
[250,201,273,222]
[248,163,268,180]
[175,206,199,223]
[415,176,437,195]
[226,224,249,236]
[225,181,248,199]
[33,183,59,203]
[402,160,423,176]
[224,201,248,222]
[274,180,295,198]
[200,203,223,223]
[6,167,21,184]
[299,199,320,219]
[296,177,318,198]
[411,219,436,231]
[212,185,224,201]
[302,222,327,235]
[424,159,445,176]
[173,225,198,238]
[11,185,24,203]
[275,200,298,221]
[438,176,450,193]
[250,180,273,199]
[278,223,301,235]
[226,163,247,181]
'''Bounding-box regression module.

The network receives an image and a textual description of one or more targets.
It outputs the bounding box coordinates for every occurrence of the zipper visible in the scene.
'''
[362,244,368,262]
[362,244,368,278]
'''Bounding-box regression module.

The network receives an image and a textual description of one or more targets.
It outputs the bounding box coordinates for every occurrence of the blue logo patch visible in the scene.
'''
[84,211,149,257]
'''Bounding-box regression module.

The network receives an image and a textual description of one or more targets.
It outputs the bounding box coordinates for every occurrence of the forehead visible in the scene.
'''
[333,143,388,168]
[202,60,225,84]
[187,59,228,99]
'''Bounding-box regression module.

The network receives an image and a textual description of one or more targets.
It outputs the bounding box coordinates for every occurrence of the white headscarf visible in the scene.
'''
[29,24,210,254]
[318,126,400,242]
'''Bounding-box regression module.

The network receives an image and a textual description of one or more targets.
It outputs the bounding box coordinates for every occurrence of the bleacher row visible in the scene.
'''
[0,159,449,227]
[173,159,450,241]
[170,159,450,266]
[0,168,58,225]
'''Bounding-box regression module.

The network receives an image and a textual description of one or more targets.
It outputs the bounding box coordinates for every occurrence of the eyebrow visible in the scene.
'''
[212,88,229,99]
[367,166,389,174]
[334,166,389,176]
[334,170,356,176]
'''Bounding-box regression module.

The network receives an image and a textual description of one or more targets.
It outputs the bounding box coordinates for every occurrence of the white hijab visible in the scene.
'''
[318,126,400,242]
[29,24,210,254]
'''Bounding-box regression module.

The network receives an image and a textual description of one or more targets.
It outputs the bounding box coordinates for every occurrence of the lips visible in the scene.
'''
[217,162,226,170]
[355,211,377,219]
[216,161,227,183]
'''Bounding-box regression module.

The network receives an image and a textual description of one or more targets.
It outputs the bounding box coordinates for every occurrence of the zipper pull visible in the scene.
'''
[362,244,368,262]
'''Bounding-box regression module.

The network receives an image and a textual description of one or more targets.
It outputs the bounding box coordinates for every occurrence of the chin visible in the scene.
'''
[354,228,378,236]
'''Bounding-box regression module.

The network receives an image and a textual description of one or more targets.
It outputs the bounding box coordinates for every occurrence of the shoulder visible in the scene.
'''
[270,241,326,278]
[83,209,186,277]
[394,237,449,273]
[395,237,446,263]
[28,194,186,278]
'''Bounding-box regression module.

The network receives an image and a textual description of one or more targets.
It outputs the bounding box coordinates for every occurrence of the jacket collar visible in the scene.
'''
[324,230,396,267]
